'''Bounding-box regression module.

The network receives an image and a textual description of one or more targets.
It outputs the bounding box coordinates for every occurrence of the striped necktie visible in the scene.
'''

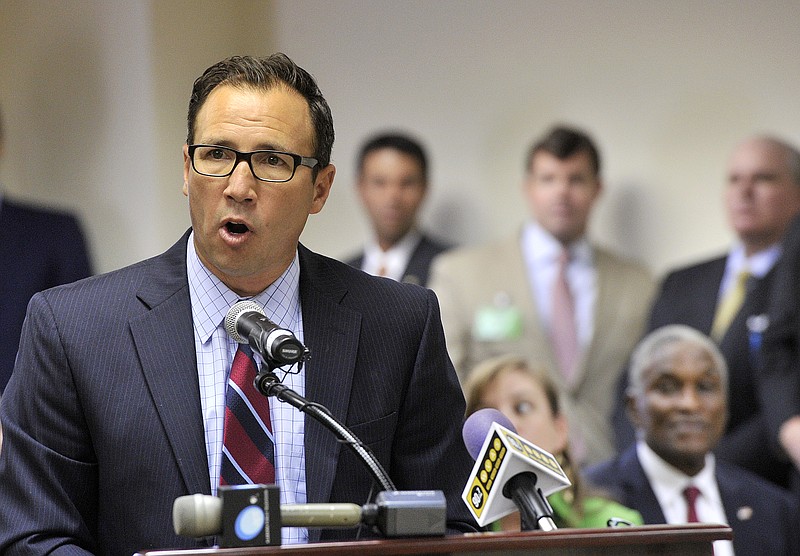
[220,343,275,486]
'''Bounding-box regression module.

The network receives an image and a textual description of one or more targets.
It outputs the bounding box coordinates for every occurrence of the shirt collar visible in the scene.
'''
[522,220,593,266]
[726,241,782,279]
[636,439,717,500]
[364,229,421,260]
[186,231,301,345]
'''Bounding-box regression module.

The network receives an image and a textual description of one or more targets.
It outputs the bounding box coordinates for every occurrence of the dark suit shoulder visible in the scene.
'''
[716,459,798,505]
[416,234,451,255]
[2,199,82,223]
[35,233,186,312]
[299,245,431,308]
[659,255,728,286]
[585,454,626,489]
[342,252,363,269]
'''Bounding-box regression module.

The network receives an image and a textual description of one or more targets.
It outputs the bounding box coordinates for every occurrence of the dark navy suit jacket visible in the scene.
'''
[0,199,92,390]
[586,446,800,556]
[613,255,793,488]
[761,214,800,495]
[345,233,449,287]
[0,232,476,555]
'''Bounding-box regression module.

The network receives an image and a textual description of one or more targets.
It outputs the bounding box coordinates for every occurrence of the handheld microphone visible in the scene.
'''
[173,488,447,542]
[225,300,308,366]
[461,408,570,531]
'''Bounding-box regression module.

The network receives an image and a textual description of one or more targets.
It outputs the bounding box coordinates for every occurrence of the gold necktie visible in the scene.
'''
[711,270,750,340]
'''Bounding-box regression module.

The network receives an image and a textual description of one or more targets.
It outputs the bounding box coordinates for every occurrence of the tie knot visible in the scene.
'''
[237,342,255,359]
[683,484,701,504]
[736,269,751,287]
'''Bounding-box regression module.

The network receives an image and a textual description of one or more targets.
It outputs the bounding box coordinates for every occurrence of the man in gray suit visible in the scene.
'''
[429,126,654,466]
[0,54,476,555]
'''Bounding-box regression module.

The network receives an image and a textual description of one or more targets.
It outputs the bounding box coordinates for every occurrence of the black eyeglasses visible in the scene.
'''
[188,144,319,183]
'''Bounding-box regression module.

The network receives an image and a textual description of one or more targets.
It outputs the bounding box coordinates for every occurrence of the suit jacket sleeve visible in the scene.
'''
[761,215,800,447]
[0,292,98,555]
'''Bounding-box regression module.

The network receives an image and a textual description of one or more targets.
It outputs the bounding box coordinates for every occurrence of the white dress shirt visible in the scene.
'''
[187,234,307,544]
[361,229,422,281]
[637,441,734,556]
[717,242,781,301]
[521,220,596,350]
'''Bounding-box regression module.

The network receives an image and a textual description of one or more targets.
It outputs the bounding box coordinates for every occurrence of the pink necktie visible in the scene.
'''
[683,485,701,523]
[551,249,579,382]
[221,343,275,486]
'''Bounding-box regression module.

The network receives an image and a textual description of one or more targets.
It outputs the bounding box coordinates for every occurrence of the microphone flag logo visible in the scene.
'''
[461,422,570,525]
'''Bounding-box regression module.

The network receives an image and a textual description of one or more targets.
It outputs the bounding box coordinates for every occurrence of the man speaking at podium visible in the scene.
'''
[0,54,477,555]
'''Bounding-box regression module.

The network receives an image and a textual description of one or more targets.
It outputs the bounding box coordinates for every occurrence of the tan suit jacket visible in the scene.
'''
[429,233,654,465]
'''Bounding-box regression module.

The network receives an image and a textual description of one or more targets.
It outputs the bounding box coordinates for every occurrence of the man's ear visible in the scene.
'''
[310,164,335,214]
[625,392,642,430]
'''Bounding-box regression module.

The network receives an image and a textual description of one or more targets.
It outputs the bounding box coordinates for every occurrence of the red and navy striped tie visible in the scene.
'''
[220,343,275,486]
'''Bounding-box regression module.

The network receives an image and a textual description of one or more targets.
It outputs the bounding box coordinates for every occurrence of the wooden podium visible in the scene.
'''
[136,524,732,556]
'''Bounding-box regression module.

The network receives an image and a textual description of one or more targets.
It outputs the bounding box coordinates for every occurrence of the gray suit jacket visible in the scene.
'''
[428,233,654,465]
[0,231,476,555]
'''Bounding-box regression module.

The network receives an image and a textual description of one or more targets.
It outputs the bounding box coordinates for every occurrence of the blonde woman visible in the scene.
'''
[464,354,642,530]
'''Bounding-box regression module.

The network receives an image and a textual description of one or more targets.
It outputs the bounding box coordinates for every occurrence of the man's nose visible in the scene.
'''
[225,160,257,201]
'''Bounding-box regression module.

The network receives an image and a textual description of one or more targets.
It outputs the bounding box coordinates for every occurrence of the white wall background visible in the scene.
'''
[2,0,799,278]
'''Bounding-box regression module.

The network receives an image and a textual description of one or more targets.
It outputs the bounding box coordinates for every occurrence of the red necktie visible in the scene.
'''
[220,343,275,485]
[683,485,701,523]
[551,249,579,382]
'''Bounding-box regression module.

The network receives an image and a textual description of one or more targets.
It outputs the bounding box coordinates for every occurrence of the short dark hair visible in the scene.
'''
[186,53,334,169]
[526,125,601,176]
[357,133,428,183]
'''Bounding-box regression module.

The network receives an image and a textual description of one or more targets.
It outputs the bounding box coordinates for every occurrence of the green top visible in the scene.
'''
[548,490,644,529]
[490,491,644,531]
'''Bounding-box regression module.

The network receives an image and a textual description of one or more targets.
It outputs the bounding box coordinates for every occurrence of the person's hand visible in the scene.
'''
[779,415,800,470]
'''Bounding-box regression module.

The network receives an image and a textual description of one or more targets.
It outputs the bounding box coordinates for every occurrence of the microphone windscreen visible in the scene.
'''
[173,493,222,537]
[462,408,516,460]
[224,300,265,343]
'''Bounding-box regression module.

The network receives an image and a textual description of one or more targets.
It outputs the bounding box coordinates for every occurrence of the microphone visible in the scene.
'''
[173,488,447,542]
[223,301,397,493]
[461,408,570,531]
[224,300,308,366]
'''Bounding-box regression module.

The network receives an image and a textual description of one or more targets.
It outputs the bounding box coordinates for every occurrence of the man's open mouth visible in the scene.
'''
[225,222,250,234]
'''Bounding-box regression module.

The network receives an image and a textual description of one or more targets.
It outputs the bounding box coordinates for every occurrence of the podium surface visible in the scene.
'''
[136,523,732,556]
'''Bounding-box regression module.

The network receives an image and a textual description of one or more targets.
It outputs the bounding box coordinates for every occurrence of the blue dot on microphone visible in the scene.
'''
[235,505,264,541]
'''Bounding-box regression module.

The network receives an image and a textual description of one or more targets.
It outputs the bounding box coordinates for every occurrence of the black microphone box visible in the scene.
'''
[219,484,281,547]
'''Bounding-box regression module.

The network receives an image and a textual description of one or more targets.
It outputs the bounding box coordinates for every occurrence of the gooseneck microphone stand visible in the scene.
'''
[254,360,397,493]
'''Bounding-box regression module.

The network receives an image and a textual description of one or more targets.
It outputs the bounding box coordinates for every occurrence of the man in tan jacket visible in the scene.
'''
[429,125,654,466]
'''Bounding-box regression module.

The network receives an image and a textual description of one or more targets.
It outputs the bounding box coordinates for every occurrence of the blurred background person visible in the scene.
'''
[0,106,92,392]
[589,325,799,556]
[431,125,654,467]
[344,132,449,286]
[614,135,800,490]
[464,354,643,530]
[761,211,800,498]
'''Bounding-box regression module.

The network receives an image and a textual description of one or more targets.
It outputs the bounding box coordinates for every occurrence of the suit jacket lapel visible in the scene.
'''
[621,448,668,524]
[573,248,615,389]
[298,246,361,512]
[695,258,727,333]
[716,463,756,555]
[129,232,210,496]
[502,238,557,372]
